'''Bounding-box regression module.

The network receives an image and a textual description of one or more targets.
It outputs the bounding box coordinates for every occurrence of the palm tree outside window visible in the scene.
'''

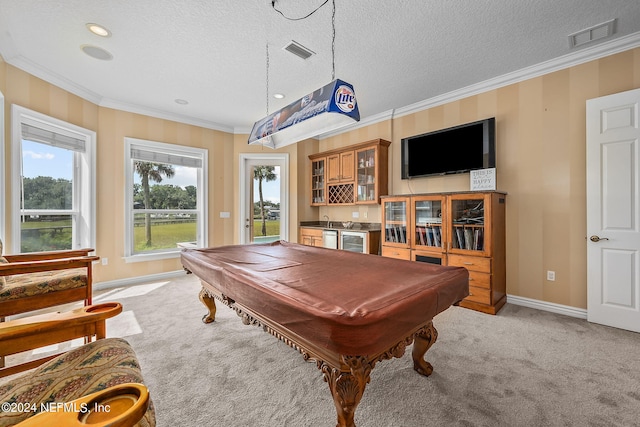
[125,138,208,258]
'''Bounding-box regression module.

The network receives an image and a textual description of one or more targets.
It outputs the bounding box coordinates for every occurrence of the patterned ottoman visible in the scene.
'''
[0,338,155,427]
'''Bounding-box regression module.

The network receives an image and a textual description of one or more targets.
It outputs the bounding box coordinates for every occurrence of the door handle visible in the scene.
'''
[589,235,609,242]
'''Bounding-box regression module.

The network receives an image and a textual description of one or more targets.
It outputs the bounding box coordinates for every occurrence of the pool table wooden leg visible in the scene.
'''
[321,356,372,427]
[412,321,438,376]
[199,287,217,324]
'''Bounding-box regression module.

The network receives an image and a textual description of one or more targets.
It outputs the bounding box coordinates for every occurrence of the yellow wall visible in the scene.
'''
[318,47,640,309]
[0,58,235,283]
[2,47,640,308]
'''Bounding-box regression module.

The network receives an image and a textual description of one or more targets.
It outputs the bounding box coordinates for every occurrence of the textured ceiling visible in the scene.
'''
[1,0,639,135]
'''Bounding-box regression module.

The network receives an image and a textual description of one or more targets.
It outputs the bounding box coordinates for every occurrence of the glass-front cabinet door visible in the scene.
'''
[356,146,377,203]
[382,196,409,247]
[448,193,490,256]
[311,157,325,205]
[412,195,445,254]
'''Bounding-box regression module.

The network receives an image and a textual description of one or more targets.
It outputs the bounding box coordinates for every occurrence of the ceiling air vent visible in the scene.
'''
[568,19,616,48]
[283,40,315,60]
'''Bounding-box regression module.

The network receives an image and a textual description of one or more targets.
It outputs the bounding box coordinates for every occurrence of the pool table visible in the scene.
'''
[181,241,468,427]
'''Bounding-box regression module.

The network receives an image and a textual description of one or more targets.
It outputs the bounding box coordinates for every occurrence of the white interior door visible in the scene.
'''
[586,88,640,333]
[239,153,289,244]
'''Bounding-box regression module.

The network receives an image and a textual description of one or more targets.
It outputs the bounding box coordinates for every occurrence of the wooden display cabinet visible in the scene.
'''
[447,192,506,314]
[381,191,506,314]
[309,139,390,206]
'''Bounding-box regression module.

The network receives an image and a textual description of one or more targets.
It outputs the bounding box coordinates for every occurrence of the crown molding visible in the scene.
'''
[318,108,396,139]
[391,31,640,120]
[5,54,104,105]
[320,31,640,139]
[99,98,234,133]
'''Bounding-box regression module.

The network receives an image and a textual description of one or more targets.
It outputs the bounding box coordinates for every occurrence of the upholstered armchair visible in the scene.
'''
[0,336,155,426]
[0,238,98,319]
[0,238,98,372]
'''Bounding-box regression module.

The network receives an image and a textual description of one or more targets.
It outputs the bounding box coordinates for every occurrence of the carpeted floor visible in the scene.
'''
[6,274,640,426]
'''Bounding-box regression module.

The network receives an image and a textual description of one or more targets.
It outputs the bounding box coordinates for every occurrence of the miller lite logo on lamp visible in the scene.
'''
[335,85,356,112]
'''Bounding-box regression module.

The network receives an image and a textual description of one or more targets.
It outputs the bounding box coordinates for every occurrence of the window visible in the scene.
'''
[11,105,95,253]
[124,138,207,261]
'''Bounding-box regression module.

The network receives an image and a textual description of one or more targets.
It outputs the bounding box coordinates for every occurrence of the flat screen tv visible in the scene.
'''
[401,118,495,179]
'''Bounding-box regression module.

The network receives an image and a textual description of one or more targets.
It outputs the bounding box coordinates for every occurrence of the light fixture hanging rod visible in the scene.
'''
[271,0,330,21]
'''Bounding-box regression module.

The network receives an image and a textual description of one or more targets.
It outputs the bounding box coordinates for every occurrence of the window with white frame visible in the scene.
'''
[124,137,207,260]
[11,105,95,253]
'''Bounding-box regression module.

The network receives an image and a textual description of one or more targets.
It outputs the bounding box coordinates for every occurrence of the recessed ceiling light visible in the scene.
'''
[175,99,189,105]
[86,23,111,37]
[273,93,285,99]
[81,45,113,60]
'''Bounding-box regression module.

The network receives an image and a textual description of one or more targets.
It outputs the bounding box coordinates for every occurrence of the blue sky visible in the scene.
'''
[22,140,72,180]
[254,167,280,204]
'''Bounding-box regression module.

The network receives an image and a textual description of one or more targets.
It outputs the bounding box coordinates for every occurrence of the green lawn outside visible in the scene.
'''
[134,221,197,252]
[253,219,280,237]
[20,219,72,252]
[19,218,279,252]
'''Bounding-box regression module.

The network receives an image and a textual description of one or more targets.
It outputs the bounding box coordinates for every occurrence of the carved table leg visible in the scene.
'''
[320,356,372,427]
[199,287,217,324]
[412,321,438,376]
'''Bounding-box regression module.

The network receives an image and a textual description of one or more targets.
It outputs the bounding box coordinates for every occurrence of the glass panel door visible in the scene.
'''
[252,165,281,243]
[413,196,443,252]
[383,198,408,246]
[311,158,325,205]
[450,196,485,253]
[341,232,366,253]
[356,147,376,202]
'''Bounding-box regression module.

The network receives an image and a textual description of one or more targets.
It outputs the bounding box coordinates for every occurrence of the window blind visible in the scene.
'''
[21,123,86,152]
[130,147,203,168]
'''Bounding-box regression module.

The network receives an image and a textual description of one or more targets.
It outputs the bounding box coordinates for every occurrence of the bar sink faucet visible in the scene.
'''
[323,215,330,228]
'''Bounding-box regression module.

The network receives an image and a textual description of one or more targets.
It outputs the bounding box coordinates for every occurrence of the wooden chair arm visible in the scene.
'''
[0,256,99,277]
[0,302,122,353]
[4,248,95,263]
[15,383,149,427]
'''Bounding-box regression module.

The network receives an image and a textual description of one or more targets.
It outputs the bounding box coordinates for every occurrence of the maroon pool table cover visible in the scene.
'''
[181,241,469,356]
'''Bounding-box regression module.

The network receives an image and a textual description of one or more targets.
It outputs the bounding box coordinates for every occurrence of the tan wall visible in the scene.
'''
[317,47,640,309]
[0,59,235,283]
[95,108,234,282]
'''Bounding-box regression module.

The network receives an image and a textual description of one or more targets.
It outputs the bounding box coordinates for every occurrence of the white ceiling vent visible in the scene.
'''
[568,19,616,48]
[283,40,315,60]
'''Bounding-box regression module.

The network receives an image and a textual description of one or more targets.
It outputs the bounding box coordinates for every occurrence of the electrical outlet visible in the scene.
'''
[102,258,108,266]
[363,211,368,219]
[547,270,555,281]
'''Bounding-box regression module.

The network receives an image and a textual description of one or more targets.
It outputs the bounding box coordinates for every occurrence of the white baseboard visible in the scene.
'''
[507,295,587,319]
[94,270,187,291]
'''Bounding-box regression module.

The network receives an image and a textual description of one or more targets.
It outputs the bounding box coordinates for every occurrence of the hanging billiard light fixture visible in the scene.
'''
[248,0,360,149]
